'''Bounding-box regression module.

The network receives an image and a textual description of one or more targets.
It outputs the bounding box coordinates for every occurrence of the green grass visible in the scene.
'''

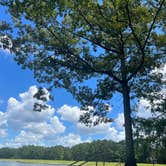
[0,159,165,166]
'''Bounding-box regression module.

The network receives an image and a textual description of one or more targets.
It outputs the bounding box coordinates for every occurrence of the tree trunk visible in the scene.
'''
[122,83,137,166]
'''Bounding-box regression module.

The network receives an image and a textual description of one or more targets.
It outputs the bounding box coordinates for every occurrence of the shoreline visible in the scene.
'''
[0,159,166,166]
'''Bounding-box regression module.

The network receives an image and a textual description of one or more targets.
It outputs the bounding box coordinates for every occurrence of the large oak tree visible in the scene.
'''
[0,1,165,166]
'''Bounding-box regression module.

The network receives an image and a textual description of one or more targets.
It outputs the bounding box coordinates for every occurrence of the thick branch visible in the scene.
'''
[125,2,144,51]
[77,33,119,54]
[125,4,145,81]
[142,0,165,50]
[74,8,120,54]
[47,27,123,83]
[54,18,119,54]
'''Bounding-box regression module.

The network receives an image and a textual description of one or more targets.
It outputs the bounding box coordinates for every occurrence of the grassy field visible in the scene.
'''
[0,159,165,166]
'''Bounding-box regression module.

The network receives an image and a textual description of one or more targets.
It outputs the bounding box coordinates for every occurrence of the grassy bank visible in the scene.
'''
[0,159,165,166]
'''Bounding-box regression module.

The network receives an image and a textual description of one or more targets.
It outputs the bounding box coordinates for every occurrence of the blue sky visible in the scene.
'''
[0,5,165,148]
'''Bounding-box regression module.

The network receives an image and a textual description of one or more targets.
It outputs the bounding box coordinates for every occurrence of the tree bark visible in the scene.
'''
[122,83,137,166]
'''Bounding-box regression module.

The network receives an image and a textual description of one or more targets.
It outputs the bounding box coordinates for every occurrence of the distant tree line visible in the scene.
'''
[0,140,165,164]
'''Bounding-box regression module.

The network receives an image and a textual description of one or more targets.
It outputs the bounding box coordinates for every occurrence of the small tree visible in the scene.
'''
[0,1,165,166]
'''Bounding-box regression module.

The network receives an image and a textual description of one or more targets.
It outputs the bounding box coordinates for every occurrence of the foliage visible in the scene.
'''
[0,0,165,123]
[0,1,165,166]
[0,139,165,163]
[134,90,166,164]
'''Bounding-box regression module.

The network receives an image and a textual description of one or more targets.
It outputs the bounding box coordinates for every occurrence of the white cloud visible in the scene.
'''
[57,105,125,141]
[103,113,125,142]
[115,113,124,130]
[13,130,42,145]
[0,111,7,138]
[24,116,65,137]
[3,130,44,148]
[3,132,89,148]
[6,86,55,130]
[57,104,112,135]
[0,111,7,128]
[58,105,81,123]
[105,127,125,142]
[0,85,66,147]
[52,133,91,147]
[136,98,153,119]
[0,129,7,138]
[77,122,111,135]
[0,85,126,147]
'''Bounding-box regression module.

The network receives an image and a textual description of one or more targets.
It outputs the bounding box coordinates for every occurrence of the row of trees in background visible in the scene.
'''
[0,139,165,163]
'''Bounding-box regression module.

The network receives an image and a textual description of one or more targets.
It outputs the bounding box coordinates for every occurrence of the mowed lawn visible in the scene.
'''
[0,159,165,166]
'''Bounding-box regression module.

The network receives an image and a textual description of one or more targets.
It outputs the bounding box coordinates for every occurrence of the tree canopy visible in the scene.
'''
[0,1,165,166]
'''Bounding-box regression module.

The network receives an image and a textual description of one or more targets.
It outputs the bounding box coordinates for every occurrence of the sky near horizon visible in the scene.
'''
[0,6,165,148]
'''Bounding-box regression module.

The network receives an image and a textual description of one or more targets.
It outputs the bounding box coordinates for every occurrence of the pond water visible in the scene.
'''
[0,161,64,166]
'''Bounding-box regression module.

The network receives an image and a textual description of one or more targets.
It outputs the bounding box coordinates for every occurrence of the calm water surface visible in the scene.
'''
[0,161,65,166]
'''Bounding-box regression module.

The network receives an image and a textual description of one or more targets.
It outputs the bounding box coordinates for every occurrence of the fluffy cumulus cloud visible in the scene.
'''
[136,98,153,119]
[0,130,7,137]
[0,85,127,147]
[0,111,7,137]
[0,112,7,128]
[52,133,91,147]
[4,131,44,148]
[105,127,125,142]
[57,104,125,141]
[58,105,81,123]
[6,86,65,135]
[102,113,125,142]
[77,122,111,135]
[115,113,124,129]
[58,104,109,134]
[0,86,66,147]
